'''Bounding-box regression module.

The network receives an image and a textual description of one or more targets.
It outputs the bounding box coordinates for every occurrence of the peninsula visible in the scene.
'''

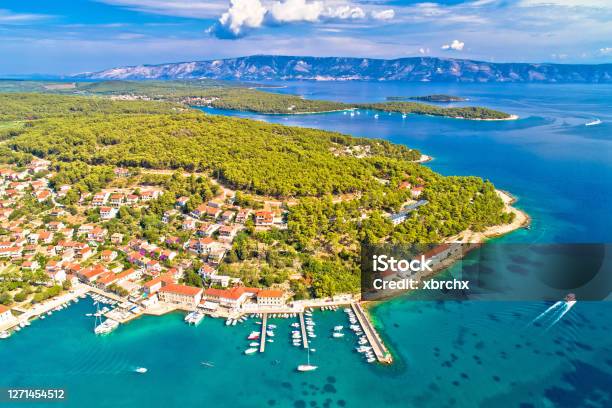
[0,80,514,120]
[0,91,525,361]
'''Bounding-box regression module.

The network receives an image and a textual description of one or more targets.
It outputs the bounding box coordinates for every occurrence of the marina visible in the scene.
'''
[1,278,392,369]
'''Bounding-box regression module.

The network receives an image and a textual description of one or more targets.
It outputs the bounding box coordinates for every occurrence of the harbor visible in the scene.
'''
[2,282,393,368]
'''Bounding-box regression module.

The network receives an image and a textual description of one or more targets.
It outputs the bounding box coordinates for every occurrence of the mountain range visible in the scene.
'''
[76,55,612,83]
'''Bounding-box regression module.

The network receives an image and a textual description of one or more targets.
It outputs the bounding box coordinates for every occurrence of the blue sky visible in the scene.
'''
[0,0,611,74]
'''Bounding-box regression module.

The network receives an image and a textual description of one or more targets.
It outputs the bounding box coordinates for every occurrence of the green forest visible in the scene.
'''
[0,93,181,121]
[0,80,512,119]
[7,110,421,197]
[1,92,514,297]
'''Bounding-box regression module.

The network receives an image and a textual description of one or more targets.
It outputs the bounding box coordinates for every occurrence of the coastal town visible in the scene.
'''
[0,156,392,364]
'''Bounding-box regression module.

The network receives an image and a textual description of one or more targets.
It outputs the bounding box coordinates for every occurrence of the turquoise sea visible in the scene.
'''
[2,82,612,407]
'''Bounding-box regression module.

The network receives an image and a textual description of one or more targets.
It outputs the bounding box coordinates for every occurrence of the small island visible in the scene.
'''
[387,94,467,103]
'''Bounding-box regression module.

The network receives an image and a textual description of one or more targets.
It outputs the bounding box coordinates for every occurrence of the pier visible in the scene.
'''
[298,312,310,349]
[351,303,392,364]
[259,313,267,353]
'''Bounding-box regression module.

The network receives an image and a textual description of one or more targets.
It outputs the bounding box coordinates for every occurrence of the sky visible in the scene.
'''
[0,0,611,75]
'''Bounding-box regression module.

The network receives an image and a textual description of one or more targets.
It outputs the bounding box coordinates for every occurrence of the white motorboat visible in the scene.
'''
[332,332,345,338]
[0,331,10,339]
[135,367,148,374]
[244,348,258,355]
[585,119,602,126]
[94,318,119,335]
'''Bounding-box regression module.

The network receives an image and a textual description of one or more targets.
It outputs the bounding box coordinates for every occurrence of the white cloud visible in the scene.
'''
[209,0,376,38]
[519,0,610,7]
[269,0,324,23]
[0,9,51,23]
[95,0,227,19]
[269,1,366,23]
[371,9,395,21]
[441,40,465,51]
[599,47,612,55]
[419,47,430,54]
[210,0,267,38]
[323,5,365,20]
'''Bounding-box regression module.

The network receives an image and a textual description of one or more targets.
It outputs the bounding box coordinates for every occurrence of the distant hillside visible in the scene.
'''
[76,55,612,83]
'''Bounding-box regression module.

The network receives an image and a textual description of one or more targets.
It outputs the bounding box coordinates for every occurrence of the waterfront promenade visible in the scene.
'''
[0,286,89,332]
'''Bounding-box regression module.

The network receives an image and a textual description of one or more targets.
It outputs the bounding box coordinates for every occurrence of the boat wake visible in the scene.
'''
[528,298,576,331]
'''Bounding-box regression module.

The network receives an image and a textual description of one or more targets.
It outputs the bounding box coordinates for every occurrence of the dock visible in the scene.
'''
[298,312,309,349]
[351,303,392,364]
[259,313,267,353]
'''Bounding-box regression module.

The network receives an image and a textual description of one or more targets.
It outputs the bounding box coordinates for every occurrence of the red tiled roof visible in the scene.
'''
[160,284,203,297]
[258,289,284,298]
[204,286,259,300]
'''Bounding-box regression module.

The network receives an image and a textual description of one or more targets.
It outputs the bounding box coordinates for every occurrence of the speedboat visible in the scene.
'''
[244,348,258,355]
[247,331,260,340]
[0,331,10,339]
[334,325,343,331]
[332,332,345,338]
[135,367,148,374]
[565,293,577,307]
[585,119,602,126]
